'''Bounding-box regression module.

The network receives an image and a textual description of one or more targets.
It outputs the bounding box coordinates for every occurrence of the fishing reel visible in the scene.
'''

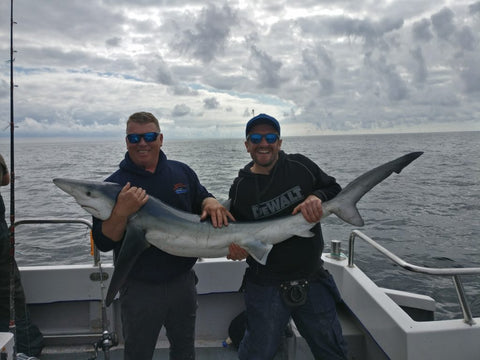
[89,330,118,360]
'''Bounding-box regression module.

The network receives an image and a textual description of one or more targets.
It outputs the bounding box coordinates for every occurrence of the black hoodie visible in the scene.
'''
[229,151,341,282]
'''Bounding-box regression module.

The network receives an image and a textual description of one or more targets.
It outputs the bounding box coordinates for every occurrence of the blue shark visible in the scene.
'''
[53,151,422,305]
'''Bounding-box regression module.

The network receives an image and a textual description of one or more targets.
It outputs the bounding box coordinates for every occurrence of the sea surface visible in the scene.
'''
[0,131,478,321]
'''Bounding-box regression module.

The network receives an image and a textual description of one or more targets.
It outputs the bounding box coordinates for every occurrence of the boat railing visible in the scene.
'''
[14,218,99,265]
[14,218,119,353]
[347,229,480,325]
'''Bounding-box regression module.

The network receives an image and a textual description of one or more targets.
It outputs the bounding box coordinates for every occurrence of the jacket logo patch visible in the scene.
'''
[173,183,188,194]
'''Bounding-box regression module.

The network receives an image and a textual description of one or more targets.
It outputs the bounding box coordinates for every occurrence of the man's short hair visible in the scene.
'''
[127,112,160,132]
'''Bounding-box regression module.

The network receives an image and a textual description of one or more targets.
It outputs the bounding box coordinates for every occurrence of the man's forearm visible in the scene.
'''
[101,209,129,242]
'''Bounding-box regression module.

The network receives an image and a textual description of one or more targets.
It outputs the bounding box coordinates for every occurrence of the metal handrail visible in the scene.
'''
[14,217,99,265]
[347,229,480,325]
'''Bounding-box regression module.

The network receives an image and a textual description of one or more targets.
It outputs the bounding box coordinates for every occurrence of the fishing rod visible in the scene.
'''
[8,0,18,358]
[6,2,116,358]
[89,258,118,360]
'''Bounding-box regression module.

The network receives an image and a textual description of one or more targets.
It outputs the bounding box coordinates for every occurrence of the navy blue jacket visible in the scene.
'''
[92,150,212,283]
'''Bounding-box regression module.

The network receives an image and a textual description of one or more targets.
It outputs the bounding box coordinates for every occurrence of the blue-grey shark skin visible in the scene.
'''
[53,151,422,305]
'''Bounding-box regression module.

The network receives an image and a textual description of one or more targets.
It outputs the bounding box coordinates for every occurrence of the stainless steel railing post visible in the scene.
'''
[453,274,475,325]
[346,229,479,325]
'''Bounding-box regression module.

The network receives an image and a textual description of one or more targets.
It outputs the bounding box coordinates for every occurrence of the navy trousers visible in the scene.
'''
[120,270,198,360]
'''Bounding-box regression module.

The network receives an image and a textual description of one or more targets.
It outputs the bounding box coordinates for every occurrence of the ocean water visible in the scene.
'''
[0,131,478,320]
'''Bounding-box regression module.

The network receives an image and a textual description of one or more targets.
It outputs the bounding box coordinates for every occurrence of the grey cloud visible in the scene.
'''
[244,31,259,45]
[203,97,220,109]
[131,17,159,34]
[103,0,208,6]
[175,4,238,63]
[302,46,334,75]
[21,47,98,68]
[157,70,174,86]
[203,74,247,91]
[0,79,8,98]
[428,7,478,52]
[456,26,476,51]
[156,61,175,86]
[247,45,283,88]
[1,0,478,137]
[460,71,480,93]
[171,85,199,96]
[457,58,480,93]
[172,104,191,117]
[319,78,334,96]
[136,54,175,85]
[301,45,335,95]
[409,47,428,84]
[384,70,408,101]
[431,8,456,40]
[106,37,122,47]
[412,19,433,42]
[365,55,408,101]
[469,2,480,14]
[14,1,126,45]
[413,88,460,107]
[324,16,404,48]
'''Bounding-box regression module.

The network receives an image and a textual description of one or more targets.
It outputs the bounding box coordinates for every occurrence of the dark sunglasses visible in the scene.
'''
[126,132,160,144]
[248,133,279,144]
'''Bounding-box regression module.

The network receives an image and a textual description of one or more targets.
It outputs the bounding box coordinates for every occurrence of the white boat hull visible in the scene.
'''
[2,253,479,359]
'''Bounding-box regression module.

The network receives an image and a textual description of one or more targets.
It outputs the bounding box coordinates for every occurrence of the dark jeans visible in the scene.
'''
[238,273,348,360]
[120,269,198,360]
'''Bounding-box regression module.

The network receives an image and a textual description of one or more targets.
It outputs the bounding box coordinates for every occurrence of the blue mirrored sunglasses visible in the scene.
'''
[126,132,160,144]
[248,133,279,144]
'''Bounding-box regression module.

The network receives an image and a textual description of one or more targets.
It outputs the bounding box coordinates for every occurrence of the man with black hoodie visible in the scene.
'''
[228,114,348,359]
[92,112,233,360]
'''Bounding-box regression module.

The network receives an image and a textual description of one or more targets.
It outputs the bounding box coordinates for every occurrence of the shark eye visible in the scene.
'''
[86,191,92,197]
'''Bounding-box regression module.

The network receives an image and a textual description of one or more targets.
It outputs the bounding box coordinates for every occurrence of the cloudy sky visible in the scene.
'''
[0,0,479,139]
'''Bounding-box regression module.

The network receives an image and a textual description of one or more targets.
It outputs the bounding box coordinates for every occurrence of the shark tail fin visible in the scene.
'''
[392,152,423,174]
[323,151,423,227]
[106,225,150,306]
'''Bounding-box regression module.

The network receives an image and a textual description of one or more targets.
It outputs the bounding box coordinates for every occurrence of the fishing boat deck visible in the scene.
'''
[40,344,241,360]
[3,231,480,360]
[13,258,376,360]
[12,259,427,360]
[31,301,370,360]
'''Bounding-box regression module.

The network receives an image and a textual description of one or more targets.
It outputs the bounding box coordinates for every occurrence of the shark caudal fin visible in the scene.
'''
[324,152,423,227]
[106,224,150,306]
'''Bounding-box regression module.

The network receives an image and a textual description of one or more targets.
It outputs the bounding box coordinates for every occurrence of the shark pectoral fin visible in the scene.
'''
[331,200,365,227]
[294,230,316,238]
[244,239,273,265]
[106,224,150,306]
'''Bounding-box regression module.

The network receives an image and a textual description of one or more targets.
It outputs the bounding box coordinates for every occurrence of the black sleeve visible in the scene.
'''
[92,216,119,252]
[312,170,341,202]
[294,153,341,202]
